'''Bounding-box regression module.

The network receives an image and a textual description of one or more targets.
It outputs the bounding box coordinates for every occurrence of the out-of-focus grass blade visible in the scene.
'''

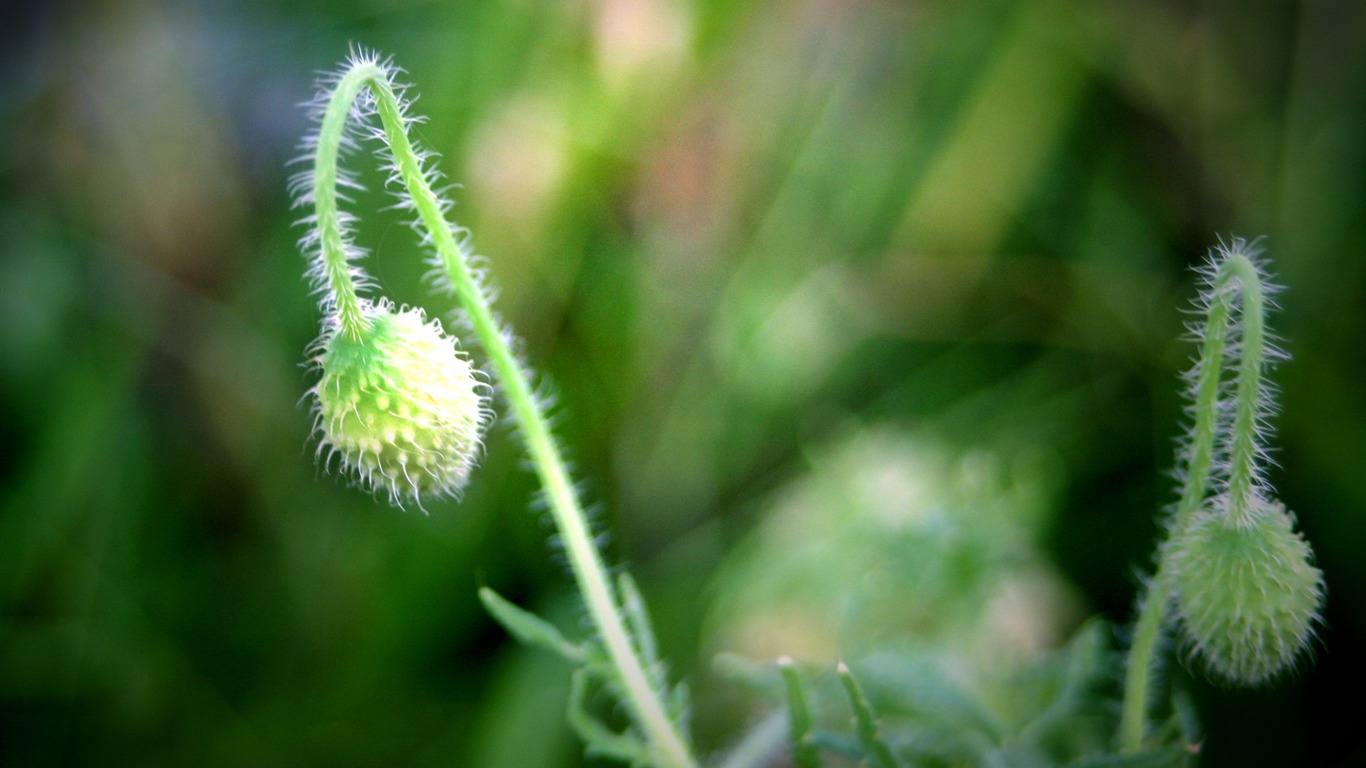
[779,657,824,768]
[837,661,900,768]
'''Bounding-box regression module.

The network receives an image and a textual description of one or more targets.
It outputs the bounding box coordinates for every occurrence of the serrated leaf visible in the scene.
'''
[479,587,586,664]
[618,573,661,671]
[567,667,650,764]
[1017,619,1113,753]
[618,571,690,732]
[853,647,1004,743]
[668,678,693,737]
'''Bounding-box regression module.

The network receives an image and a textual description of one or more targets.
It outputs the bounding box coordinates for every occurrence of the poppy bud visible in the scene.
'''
[1169,496,1324,685]
[312,300,486,504]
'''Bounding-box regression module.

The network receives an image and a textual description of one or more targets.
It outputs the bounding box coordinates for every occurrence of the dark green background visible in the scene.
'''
[2,0,1363,765]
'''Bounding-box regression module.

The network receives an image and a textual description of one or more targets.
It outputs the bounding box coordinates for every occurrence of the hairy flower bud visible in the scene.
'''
[1169,496,1324,685]
[311,301,486,504]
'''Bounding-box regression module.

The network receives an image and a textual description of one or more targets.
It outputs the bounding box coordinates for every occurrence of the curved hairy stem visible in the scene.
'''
[308,61,374,338]
[1120,240,1271,751]
[304,53,695,768]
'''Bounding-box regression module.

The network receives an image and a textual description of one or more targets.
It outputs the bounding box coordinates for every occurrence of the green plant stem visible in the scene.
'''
[1119,246,1264,751]
[311,63,375,339]
[779,659,822,768]
[1119,566,1172,752]
[1223,255,1267,520]
[313,59,695,768]
[837,662,899,768]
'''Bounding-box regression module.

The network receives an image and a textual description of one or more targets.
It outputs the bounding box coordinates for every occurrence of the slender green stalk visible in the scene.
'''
[837,662,899,768]
[1119,567,1172,752]
[306,54,694,768]
[1119,243,1271,751]
[1221,256,1267,521]
[779,658,823,768]
[309,62,375,339]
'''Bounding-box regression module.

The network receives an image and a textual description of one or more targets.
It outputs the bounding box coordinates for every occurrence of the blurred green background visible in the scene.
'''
[2,0,1364,765]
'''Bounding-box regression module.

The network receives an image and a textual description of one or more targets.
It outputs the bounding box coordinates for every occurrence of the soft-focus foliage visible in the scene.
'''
[2,1,1364,766]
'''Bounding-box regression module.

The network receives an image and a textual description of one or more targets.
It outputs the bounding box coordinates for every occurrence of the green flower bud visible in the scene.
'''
[1169,496,1324,685]
[311,301,487,504]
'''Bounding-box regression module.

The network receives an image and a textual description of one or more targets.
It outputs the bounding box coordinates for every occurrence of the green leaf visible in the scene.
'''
[479,587,586,664]
[567,668,650,764]
[668,679,693,737]
[1016,619,1113,754]
[852,647,1004,744]
[618,573,660,671]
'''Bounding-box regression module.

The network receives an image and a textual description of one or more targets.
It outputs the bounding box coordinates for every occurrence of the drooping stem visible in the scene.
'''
[1119,242,1267,751]
[1221,254,1268,522]
[310,55,695,768]
[310,62,374,339]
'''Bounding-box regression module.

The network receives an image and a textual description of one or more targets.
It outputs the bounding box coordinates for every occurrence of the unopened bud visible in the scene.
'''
[1169,496,1324,685]
[312,301,486,504]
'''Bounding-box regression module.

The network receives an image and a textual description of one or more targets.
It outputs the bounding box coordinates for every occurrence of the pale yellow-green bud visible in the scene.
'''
[1169,496,1324,685]
[312,301,486,504]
